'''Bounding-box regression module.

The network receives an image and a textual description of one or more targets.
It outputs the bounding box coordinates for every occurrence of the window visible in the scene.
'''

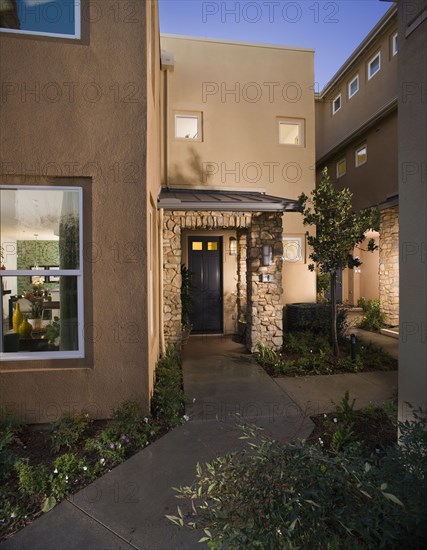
[332,93,341,115]
[355,145,367,167]
[0,186,84,359]
[207,242,218,251]
[192,242,203,251]
[368,52,381,80]
[348,75,359,99]
[278,119,304,146]
[0,0,81,40]
[392,33,398,56]
[175,113,202,141]
[336,158,347,178]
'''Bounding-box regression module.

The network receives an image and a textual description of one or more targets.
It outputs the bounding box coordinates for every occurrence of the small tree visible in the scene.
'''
[298,168,379,356]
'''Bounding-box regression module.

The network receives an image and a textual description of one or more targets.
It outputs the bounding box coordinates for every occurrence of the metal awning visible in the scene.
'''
[158,188,299,212]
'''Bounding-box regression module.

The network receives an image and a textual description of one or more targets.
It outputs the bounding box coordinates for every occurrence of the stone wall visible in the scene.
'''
[247,212,284,352]
[162,210,284,351]
[379,205,399,325]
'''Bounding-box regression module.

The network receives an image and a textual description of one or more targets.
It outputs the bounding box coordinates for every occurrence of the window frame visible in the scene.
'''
[348,75,359,99]
[277,118,305,147]
[0,0,81,40]
[332,93,341,115]
[336,158,347,178]
[0,185,85,361]
[368,51,381,80]
[392,33,398,56]
[174,112,202,142]
[355,145,368,168]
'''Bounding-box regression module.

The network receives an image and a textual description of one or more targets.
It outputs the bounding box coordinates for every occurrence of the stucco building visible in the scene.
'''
[315,5,399,325]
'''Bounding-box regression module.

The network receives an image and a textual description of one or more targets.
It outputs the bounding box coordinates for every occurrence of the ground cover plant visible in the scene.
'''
[256,331,397,377]
[356,297,387,331]
[0,346,186,542]
[168,400,427,549]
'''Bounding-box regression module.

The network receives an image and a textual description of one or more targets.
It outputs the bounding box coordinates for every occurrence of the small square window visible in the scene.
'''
[207,242,218,251]
[192,242,203,251]
[278,119,304,146]
[392,33,398,56]
[368,52,381,80]
[348,75,359,99]
[336,158,347,178]
[355,145,367,167]
[175,113,202,141]
[332,94,341,115]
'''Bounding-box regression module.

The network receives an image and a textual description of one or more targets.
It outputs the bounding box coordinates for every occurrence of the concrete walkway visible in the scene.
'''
[1,334,397,549]
[1,336,312,550]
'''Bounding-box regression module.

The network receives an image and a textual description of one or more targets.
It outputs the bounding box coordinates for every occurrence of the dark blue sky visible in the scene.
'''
[159,0,392,90]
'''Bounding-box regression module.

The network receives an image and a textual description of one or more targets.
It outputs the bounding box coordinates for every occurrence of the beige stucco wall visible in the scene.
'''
[0,1,160,422]
[161,35,316,307]
[316,10,397,161]
[398,0,427,420]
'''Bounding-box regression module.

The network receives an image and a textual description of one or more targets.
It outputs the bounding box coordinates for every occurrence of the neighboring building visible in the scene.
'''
[315,5,399,325]
[159,35,316,351]
[397,0,427,420]
[0,0,163,422]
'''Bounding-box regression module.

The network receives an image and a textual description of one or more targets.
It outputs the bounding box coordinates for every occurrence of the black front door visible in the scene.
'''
[188,236,223,333]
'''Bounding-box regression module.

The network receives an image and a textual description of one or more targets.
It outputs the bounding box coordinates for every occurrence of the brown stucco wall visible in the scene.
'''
[0,1,160,422]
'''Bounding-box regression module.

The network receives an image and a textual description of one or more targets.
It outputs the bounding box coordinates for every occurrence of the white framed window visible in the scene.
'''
[355,145,367,167]
[174,113,202,141]
[348,75,359,99]
[332,93,341,115]
[368,52,381,80]
[278,118,304,146]
[392,33,398,56]
[0,186,84,360]
[0,0,81,40]
[336,158,347,178]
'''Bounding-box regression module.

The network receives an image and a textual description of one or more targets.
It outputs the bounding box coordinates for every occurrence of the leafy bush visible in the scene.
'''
[151,346,186,425]
[0,421,20,481]
[15,462,48,497]
[51,411,91,452]
[286,304,348,341]
[170,411,427,548]
[50,453,88,500]
[357,298,386,331]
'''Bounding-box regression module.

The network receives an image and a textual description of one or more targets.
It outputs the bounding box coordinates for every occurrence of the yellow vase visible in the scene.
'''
[18,318,33,339]
[12,303,24,333]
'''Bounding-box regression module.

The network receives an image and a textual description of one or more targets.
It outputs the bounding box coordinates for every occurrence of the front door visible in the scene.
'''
[188,236,223,333]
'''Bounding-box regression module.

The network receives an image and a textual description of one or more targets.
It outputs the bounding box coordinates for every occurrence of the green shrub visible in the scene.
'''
[85,427,128,468]
[286,304,348,341]
[51,411,91,452]
[170,412,427,548]
[0,421,20,482]
[50,453,88,500]
[151,346,186,425]
[357,298,386,331]
[15,462,48,497]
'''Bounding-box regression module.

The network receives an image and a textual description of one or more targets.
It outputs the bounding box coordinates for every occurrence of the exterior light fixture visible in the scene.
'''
[262,244,273,266]
[229,237,237,256]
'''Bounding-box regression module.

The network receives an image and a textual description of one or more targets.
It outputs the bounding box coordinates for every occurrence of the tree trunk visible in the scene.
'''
[331,271,339,357]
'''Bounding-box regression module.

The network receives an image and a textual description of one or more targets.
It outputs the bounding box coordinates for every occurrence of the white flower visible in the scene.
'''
[183,414,190,421]
[277,528,282,536]
[10,513,16,519]
[143,417,149,423]
[333,417,338,423]
[318,438,324,446]
[192,398,196,403]
[100,458,105,465]
[323,414,327,418]
[82,466,88,471]
[53,468,58,474]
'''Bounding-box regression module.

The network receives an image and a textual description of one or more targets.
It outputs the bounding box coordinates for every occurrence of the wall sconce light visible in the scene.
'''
[262,244,273,266]
[229,237,237,256]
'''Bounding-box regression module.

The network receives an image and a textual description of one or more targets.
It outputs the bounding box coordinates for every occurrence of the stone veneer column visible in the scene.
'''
[247,212,283,352]
[163,212,182,348]
[379,206,399,326]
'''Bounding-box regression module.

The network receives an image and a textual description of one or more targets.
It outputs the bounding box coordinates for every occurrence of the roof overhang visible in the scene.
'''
[158,188,299,212]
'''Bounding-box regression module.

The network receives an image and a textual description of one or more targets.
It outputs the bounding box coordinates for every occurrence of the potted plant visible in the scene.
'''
[181,264,194,346]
